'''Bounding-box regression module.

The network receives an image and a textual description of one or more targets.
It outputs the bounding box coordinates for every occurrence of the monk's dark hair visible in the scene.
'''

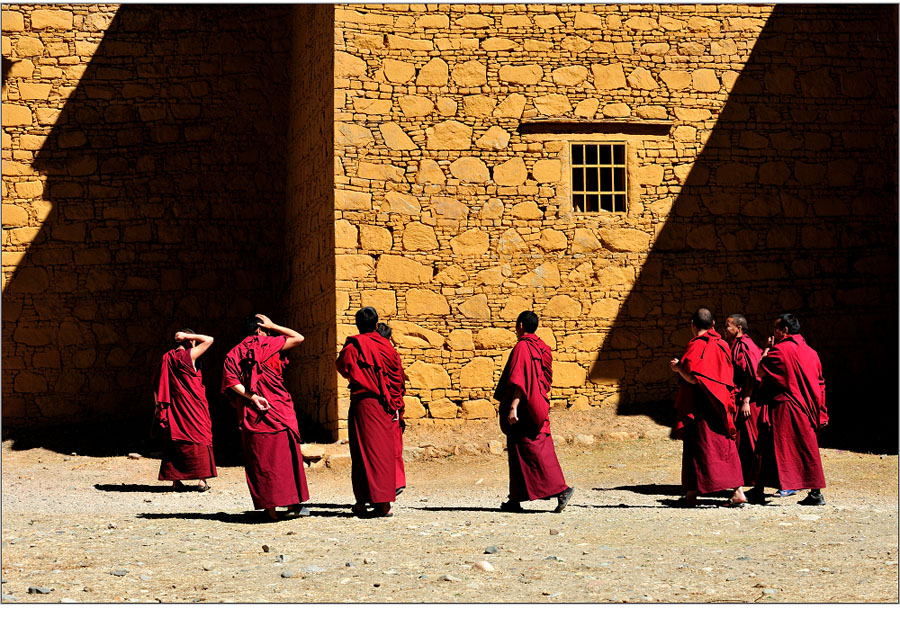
[356,307,378,333]
[376,322,392,339]
[178,328,194,349]
[727,314,748,333]
[691,308,714,331]
[516,310,539,333]
[775,313,800,335]
[244,315,261,337]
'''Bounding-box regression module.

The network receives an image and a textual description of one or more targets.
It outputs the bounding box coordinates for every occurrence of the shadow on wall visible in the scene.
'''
[591,5,898,454]
[2,6,294,461]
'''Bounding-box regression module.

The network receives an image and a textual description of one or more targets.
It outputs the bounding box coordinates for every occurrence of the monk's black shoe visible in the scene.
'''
[798,490,825,506]
[500,500,524,513]
[554,487,575,513]
[395,486,405,496]
[745,488,767,505]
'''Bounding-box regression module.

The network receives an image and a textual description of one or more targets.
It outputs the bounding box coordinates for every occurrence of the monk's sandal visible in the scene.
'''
[500,500,524,513]
[554,487,575,513]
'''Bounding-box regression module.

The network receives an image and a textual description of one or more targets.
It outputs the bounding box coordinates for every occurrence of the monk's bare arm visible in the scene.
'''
[669,358,697,384]
[508,387,523,424]
[256,314,304,350]
[228,383,270,412]
[174,331,214,362]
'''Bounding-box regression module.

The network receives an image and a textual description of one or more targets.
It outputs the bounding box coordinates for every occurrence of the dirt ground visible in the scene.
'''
[1,410,897,604]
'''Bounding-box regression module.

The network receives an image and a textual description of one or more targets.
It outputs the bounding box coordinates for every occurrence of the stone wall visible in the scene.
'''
[2,5,292,435]
[284,5,337,441]
[332,4,897,438]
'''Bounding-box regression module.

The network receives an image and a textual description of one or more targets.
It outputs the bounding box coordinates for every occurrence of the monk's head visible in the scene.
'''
[356,307,378,334]
[178,328,195,349]
[690,308,714,337]
[244,315,264,337]
[773,313,800,341]
[515,310,539,338]
[376,322,392,340]
[724,314,748,342]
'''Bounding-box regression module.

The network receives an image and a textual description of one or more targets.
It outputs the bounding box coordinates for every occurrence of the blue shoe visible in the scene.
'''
[773,489,797,497]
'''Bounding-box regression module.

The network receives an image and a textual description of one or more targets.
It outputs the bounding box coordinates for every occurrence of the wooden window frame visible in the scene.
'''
[570,141,628,214]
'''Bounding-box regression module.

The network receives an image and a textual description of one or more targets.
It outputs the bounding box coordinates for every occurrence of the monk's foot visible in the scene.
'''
[264,507,280,522]
[286,505,310,518]
[197,480,210,493]
[371,503,393,518]
[554,487,575,513]
[173,481,187,492]
[798,490,825,506]
[677,491,698,508]
[745,487,767,505]
[395,486,405,497]
[351,503,368,518]
[500,500,524,513]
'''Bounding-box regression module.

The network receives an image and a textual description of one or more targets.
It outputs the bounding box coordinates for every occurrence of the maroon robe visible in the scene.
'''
[153,348,217,481]
[494,334,568,502]
[336,332,406,505]
[753,334,828,490]
[674,330,743,494]
[222,335,309,510]
[730,334,763,485]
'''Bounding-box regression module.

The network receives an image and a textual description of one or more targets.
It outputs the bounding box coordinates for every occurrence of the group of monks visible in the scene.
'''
[671,308,829,507]
[151,305,827,520]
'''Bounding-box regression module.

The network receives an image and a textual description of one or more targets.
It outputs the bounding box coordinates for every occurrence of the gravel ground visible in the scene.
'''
[1,418,897,605]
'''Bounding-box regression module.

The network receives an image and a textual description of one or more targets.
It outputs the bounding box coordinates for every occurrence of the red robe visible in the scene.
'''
[336,332,406,505]
[221,335,309,509]
[730,334,763,485]
[754,334,828,490]
[674,330,743,494]
[153,348,217,481]
[494,334,568,502]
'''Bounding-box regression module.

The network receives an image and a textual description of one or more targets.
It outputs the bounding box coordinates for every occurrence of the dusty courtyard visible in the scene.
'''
[1,412,897,604]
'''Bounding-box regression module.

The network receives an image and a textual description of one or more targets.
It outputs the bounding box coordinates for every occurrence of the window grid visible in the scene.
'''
[571,142,627,213]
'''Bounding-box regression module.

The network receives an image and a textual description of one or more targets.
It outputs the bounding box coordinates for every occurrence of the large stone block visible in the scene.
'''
[336,254,375,280]
[407,361,451,390]
[493,93,526,118]
[563,333,607,352]
[476,267,503,285]
[334,220,358,248]
[716,163,756,186]
[499,64,543,85]
[572,228,602,253]
[31,9,73,30]
[692,69,720,92]
[475,126,510,150]
[574,98,600,117]
[430,197,468,220]
[543,295,582,318]
[538,229,567,250]
[493,157,528,186]
[416,160,445,185]
[359,225,392,251]
[459,294,491,319]
[14,326,51,346]
[353,98,391,115]
[15,372,47,393]
[574,12,605,29]
[10,267,48,292]
[659,70,691,90]
[552,66,589,86]
[533,159,561,183]
[1,10,25,30]
[598,227,651,252]
[335,122,374,147]
[452,60,487,86]
[510,201,542,219]
[376,255,432,283]
[588,298,620,319]
[336,189,372,211]
[403,395,427,419]
[3,104,32,126]
[417,58,448,86]
[455,14,492,28]
[535,94,572,116]
[388,35,433,51]
[450,157,490,183]
[518,263,561,288]
[461,399,495,420]
[428,397,458,419]
[361,289,397,317]
[336,51,367,78]
[497,228,527,254]
[392,321,444,349]
[463,94,495,118]
[383,191,421,216]
[383,59,415,83]
[406,289,450,316]
[446,329,475,351]
[402,222,438,251]
[358,161,405,182]
[450,229,489,256]
[434,264,468,285]
[426,121,472,150]
[398,95,434,117]
[627,67,659,90]
[554,362,587,388]
[500,296,532,320]
[475,328,517,349]
[592,63,627,90]
[460,357,495,388]
[379,122,418,150]
[480,198,504,218]
[625,16,658,30]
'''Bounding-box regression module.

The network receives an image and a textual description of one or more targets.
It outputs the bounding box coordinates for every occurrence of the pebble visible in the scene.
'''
[484,546,499,554]
[304,566,326,574]
[487,440,504,455]
[2,594,19,602]
[737,556,750,561]
[127,453,143,459]
[261,545,270,553]
[28,586,52,594]
[798,514,821,521]
[439,574,460,582]
[545,556,564,562]
[373,583,381,588]
[704,588,717,595]
[549,529,560,536]
[363,558,375,565]
[60,598,77,603]
[701,567,713,573]
[280,570,298,579]
[110,570,128,577]
[382,569,397,575]
[418,575,428,580]
[345,562,356,568]
[275,555,289,563]
[107,523,117,529]
[201,564,213,571]
[156,531,166,536]
[609,464,626,469]
[763,588,778,595]
[140,575,152,581]
[542,590,559,596]
[340,578,352,584]
[473,561,494,573]
[819,567,834,573]
[475,478,483,485]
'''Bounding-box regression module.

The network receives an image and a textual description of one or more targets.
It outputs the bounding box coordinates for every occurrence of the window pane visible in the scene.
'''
[599,167,612,192]
[613,167,625,192]
[599,144,612,165]
[600,195,613,212]
[587,195,599,212]
[613,144,625,164]
[573,168,584,191]
[614,194,626,212]
[572,144,583,165]
[586,167,598,192]
[573,194,585,212]
[585,144,598,165]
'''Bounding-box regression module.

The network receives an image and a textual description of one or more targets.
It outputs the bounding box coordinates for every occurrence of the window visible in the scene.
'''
[571,142,627,213]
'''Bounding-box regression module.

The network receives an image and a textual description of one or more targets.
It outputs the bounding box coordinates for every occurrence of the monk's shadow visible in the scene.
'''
[411,505,551,514]
[137,511,274,524]
[595,484,683,497]
[94,484,176,493]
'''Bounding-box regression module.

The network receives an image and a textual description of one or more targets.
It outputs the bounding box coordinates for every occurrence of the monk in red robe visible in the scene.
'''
[748,314,828,506]
[336,308,407,518]
[153,329,216,491]
[377,322,406,497]
[670,308,745,507]
[723,314,763,487]
[222,314,308,521]
[494,311,573,513]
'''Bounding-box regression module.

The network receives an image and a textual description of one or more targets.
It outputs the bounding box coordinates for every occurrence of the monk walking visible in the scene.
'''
[222,314,309,521]
[748,314,829,506]
[494,311,574,513]
[670,308,745,507]
[336,308,407,518]
[153,329,216,492]
[723,314,763,488]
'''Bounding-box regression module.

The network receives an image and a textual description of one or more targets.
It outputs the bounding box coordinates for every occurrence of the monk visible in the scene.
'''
[336,308,406,518]
[222,314,309,521]
[670,308,745,507]
[153,329,216,492]
[376,322,406,497]
[747,314,828,506]
[494,311,574,513]
[723,314,763,488]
